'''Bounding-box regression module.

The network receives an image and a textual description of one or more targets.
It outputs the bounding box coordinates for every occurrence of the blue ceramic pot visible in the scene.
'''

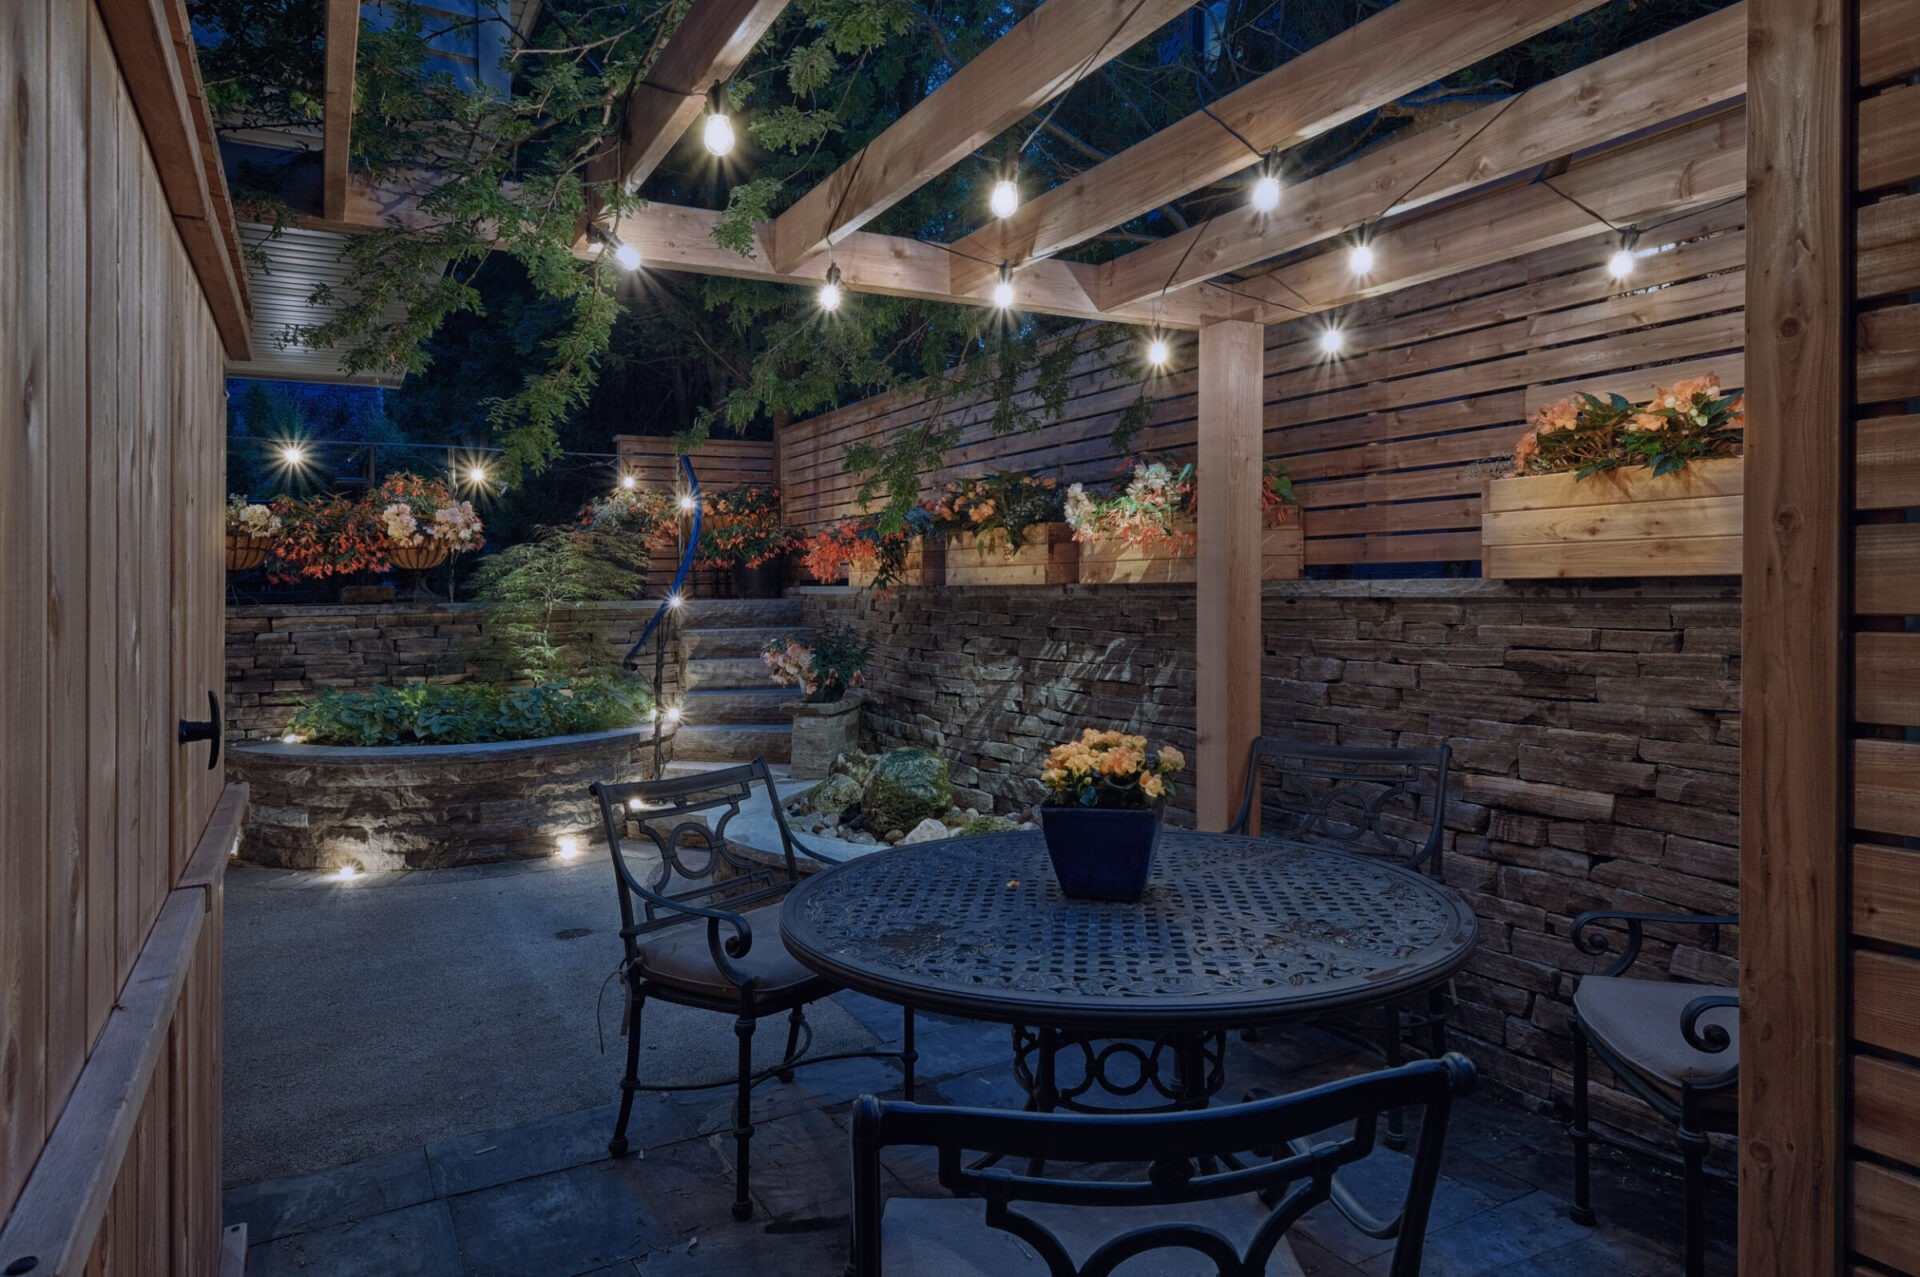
[1039,805,1163,901]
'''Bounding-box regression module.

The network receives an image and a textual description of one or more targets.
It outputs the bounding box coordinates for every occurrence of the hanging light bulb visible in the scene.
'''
[990,176,1019,220]
[1250,152,1282,213]
[466,464,489,487]
[1607,228,1640,281]
[620,474,637,490]
[1146,336,1170,367]
[992,263,1015,310]
[677,493,697,512]
[278,443,306,467]
[819,263,843,312]
[702,87,735,157]
[1348,242,1376,275]
[613,240,643,272]
[1319,327,1346,355]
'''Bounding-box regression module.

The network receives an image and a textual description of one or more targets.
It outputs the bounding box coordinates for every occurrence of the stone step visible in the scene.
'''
[667,597,804,628]
[684,656,775,690]
[680,625,811,660]
[672,723,792,764]
[682,688,796,725]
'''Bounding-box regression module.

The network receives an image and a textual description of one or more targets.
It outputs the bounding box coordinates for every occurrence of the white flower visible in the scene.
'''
[227,495,281,537]
[381,502,421,544]
[1063,483,1095,531]
[429,501,482,549]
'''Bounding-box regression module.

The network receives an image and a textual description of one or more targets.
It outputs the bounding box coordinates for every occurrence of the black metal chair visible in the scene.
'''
[1566,910,1737,1277]
[850,1054,1476,1277]
[1227,738,1454,1140]
[591,760,917,1222]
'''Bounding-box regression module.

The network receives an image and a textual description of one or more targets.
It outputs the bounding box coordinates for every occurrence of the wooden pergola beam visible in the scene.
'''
[1096,3,1747,311]
[579,0,789,236]
[574,201,1269,329]
[765,0,1191,275]
[944,0,1616,295]
[1224,107,1748,328]
[321,0,358,223]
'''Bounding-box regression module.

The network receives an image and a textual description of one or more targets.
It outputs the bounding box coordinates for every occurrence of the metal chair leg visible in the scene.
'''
[1680,1126,1709,1277]
[1428,985,1449,1057]
[733,1011,757,1221]
[1383,1003,1408,1150]
[1569,1019,1596,1226]
[608,987,645,1157]
[778,1006,805,1083]
[901,1007,918,1101]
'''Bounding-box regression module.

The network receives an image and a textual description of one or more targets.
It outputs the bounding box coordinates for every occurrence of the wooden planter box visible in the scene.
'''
[944,523,1079,586]
[1076,520,1305,584]
[848,537,946,588]
[1481,457,1743,578]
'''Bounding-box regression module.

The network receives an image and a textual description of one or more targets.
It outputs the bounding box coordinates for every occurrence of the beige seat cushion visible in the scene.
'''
[635,905,825,1000]
[882,1197,1304,1276]
[1574,976,1738,1094]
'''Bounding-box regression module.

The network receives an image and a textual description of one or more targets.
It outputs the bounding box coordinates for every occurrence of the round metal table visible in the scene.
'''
[780,830,1478,1040]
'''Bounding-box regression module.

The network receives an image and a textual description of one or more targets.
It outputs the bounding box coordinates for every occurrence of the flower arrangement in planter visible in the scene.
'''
[1037,729,1185,901]
[761,623,875,777]
[697,483,800,596]
[1066,460,1302,583]
[376,473,485,571]
[225,495,282,571]
[1484,373,1746,579]
[799,509,944,588]
[931,471,1077,586]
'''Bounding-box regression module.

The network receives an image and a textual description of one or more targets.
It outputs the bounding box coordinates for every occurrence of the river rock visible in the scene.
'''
[898,816,951,845]
[862,748,953,835]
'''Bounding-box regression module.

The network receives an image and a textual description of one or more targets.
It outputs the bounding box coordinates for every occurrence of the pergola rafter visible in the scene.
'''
[321,0,358,223]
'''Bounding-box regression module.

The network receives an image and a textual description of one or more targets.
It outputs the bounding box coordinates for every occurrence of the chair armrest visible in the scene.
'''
[1570,910,1738,978]
[1681,993,1738,1054]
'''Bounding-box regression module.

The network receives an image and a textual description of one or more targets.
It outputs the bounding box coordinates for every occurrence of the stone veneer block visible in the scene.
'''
[230,727,655,870]
[786,696,864,779]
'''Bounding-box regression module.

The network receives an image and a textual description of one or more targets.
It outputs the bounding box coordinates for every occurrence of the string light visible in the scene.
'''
[593,225,642,272]
[1318,327,1346,355]
[1145,336,1170,367]
[620,474,637,490]
[279,443,306,467]
[664,706,683,724]
[666,592,684,610]
[1607,228,1640,280]
[1348,242,1376,275]
[1250,152,1282,213]
[466,464,489,487]
[677,494,697,512]
[701,88,735,158]
[992,263,1015,310]
[819,262,843,312]
[989,176,1020,220]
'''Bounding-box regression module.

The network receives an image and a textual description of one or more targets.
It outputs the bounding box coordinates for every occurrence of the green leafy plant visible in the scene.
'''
[283,673,653,745]
[469,525,646,679]
[1512,374,1745,480]
[761,623,873,702]
[696,483,799,569]
[926,472,1065,552]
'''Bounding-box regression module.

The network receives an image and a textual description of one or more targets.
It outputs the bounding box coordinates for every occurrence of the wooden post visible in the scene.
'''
[1195,321,1264,831]
[1740,0,1851,1270]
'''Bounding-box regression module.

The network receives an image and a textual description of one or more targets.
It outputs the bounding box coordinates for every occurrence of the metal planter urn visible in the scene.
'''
[786,692,864,779]
[1039,805,1163,901]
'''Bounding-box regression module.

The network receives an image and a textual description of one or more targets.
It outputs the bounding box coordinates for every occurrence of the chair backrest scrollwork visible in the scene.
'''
[1230,737,1452,877]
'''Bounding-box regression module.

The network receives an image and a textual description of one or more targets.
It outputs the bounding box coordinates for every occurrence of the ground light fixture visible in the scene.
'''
[554,835,583,861]
[1250,153,1282,213]
[990,176,1019,220]
[666,592,685,609]
[1319,327,1346,355]
[819,263,844,311]
[702,88,735,157]
[333,864,362,882]
[1348,242,1376,275]
[1607,229,1640,280]
[993,263,1015,310]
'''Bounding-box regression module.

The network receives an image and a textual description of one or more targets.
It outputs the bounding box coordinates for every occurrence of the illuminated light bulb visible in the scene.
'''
[1607,247,1635,279]
[992,263,1014,310]
[334,864,362,882]
[467,465,488,485]
[665,706,683,724]
[666,592,684,610]
[280,444,305,466]
[678,494,697,512]
[702,111,735,158]
[1318,327,1346,355]
[1146,337,1170,367]
[1250,173,1282,213]
[1348,243,1376,275]
[281,733,300,744]
[627,796,647,812]
[819,263,843,312]
[554,835,583,861]
[621,475,637,490]
[989,178,1019,220]
[613,241,643,272]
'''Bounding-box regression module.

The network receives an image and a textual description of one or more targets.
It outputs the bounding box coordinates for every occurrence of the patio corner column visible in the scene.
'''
[1195,320,1265,831]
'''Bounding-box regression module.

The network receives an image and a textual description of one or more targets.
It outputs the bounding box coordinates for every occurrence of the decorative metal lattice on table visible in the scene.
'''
[780,831,1478,1039]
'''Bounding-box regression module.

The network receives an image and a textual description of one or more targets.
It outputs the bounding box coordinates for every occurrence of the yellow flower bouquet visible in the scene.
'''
[1037,729,1186,901]
[1040,729,1185,810]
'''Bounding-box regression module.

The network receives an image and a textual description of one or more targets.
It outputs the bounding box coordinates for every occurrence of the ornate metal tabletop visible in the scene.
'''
[780,831,1478,1034]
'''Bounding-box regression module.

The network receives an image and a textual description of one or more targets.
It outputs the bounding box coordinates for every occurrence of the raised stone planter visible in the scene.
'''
[787,695,864,779]
[230,727,654,871]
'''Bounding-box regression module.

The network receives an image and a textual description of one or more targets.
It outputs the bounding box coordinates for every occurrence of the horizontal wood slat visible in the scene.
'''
[1855,632,1920,726]
[1859,193,1920,301]
[1853,843,1920,948]
[1854,1055,1920,1170]
[1856,525,1920,615]
[1858,83,1920,192]
[1856,739,1920,838]
[1856,416,1920,511]
[1859,0,1920,84]
[1855,949,1920,1059]
[1854,1160,1920,1274]
[1857,303,1920,405]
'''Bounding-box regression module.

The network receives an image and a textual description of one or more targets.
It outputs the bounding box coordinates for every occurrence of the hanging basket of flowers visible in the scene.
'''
[376,473,485,574]
[224,496,281,571]
[1482,374,1745,579]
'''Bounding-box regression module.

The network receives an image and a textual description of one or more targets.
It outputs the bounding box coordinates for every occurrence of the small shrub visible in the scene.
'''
[284,673,654,746]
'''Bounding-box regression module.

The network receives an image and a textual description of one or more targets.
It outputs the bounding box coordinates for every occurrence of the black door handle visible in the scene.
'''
[178,690,221,771]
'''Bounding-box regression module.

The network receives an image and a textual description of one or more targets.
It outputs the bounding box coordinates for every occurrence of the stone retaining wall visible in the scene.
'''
[798,578,1743,1143]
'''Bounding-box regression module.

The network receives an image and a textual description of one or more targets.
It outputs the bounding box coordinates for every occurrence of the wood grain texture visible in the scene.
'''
[1853,1055,1920,1172]
[1853,843,1920,948]
[1859,0,1920,83]
[1855,632,1920,726]
[321,0,357,222]
[943,526,1080,587]
[1854,1160,1920,1274]
[1738,0,1849,1271]
[1855,739,1920,840]
[1858,82,1920,192]
[1856,524,1920,615]
[1857,302,1920,405]
[1855,415,1920,509]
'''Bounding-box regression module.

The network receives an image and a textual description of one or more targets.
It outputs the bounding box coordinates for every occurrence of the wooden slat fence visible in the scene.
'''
[614,435,776,490]
[777,197,1746,572]
[1847,3,1920,1270]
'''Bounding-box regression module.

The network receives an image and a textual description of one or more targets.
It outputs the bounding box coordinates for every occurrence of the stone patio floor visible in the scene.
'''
[225,988,1734,1276]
